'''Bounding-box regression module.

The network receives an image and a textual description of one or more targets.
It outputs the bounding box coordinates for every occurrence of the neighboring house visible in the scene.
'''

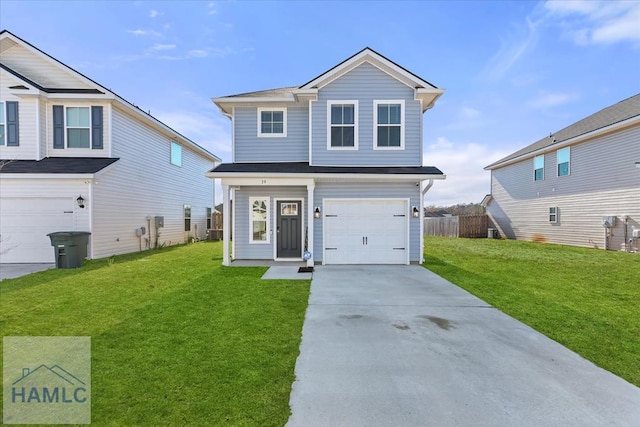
[0,30,220,263]
[209,48,446,266]
[484,93,640,252]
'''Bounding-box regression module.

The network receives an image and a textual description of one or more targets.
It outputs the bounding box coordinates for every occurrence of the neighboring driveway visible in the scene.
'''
[0,263,55,281]
[287,265,640,427]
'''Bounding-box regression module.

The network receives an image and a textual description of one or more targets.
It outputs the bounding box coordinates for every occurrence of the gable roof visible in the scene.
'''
[486,93,640,170]
[213,47,444,116]
[0,29,220,163]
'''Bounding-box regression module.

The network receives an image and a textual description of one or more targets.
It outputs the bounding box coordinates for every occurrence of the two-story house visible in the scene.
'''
[0,30,220,264]
[209,48,446,266]
[483,93,640,252]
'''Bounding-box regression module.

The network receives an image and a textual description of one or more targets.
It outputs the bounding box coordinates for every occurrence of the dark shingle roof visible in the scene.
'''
[486,93,640,169]
[209,162,443,176]
[0,157,119,174]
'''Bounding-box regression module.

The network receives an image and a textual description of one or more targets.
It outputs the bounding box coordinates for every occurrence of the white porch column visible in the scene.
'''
[307,183,315,267]
[222,183,231,266]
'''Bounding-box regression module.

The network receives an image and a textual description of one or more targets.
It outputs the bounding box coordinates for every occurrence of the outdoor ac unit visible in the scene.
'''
[633,229,640,238]
[602,216,616,228]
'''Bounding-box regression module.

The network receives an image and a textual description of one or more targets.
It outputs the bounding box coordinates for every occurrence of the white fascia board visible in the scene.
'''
[213,95,298,117]
[485,115,640,170]
[415,88,445,111]
[43,92,116,101]
[208,172,446,181]
[0,173,95,180]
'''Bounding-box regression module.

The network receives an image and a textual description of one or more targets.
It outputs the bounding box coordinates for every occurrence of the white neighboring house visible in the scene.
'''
[0,30,221,263]
[484,93,640,252]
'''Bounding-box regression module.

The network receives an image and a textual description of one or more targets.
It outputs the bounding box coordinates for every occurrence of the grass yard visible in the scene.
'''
[1,241,310,426]
[423,236,640,387]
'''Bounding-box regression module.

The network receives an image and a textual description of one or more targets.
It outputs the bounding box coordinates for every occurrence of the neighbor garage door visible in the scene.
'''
[323,199,409,265]
[0,197,75,263]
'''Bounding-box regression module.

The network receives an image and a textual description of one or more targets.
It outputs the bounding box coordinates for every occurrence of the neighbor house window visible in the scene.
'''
[250,197,270,243]
[0,102,5,146]
[534,155,544,181]
[206,207,212,229]
[549,206,558,223]
[328,101,358,149]
[557,147,570,176]
[257,108,286,137]
[66,107,91,148]
[374,100,404,149]
[171,142,182,166]
[184,204,192,231]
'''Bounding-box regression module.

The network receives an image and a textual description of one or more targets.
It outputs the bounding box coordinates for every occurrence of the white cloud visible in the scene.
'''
[544,0,640,46]
[482,17,540,80]
[208,2,218,15]
[127,29,162,38]
[423,137,509,206]
[527,91,576,109]
[151,44,176,51]
[149,9,161,18]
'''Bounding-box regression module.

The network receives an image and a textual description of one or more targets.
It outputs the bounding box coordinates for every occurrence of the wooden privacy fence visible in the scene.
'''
[424,215,488,238]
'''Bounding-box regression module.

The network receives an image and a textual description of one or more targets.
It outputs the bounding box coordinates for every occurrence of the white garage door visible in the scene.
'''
[0,198,75,263]
[324,199,409,265]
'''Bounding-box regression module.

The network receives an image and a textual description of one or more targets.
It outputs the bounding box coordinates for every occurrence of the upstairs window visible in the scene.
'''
[171,142,182,166]
[557,147,570,176]
[328,101,358,149]
[0,101,19,147]
[250,197,270,243]
[374,100,404,149]
[534,155,544,181]
[258,108,286,137]
[66,107,91,148]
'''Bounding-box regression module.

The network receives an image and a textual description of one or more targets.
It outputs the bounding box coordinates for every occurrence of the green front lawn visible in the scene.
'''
[1,242,310,426]
[423,236,640,387]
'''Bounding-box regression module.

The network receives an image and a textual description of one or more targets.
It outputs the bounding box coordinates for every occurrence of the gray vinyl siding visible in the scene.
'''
[233,186,308,259]
[234,106,308,162]
[313,182,422,263]
[311,62,422,166]
[91,106,215,258]
[487,124,640,251]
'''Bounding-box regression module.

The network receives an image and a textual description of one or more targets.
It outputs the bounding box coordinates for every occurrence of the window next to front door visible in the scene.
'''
[250,197,270,243]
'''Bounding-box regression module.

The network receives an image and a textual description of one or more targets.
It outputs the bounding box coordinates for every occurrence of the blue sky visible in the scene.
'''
[3,0,639,205]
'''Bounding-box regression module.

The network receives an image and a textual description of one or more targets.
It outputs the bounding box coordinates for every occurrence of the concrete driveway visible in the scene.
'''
[0,264,55,281]
[287,265,640,427]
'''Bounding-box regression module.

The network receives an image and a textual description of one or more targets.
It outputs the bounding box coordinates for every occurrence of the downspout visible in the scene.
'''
[420,179,434,263]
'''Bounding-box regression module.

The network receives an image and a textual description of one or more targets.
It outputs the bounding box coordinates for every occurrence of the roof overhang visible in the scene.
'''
[485,114,640,170]
[212,89,319,117]
[208,172,446,181]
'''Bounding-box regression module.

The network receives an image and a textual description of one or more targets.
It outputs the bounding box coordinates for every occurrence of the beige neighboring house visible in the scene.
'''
[483,93,640,252]
[0,30,220,263]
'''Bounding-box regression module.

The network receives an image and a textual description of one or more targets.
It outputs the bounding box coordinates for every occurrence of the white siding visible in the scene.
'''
[487,124,640,251]
[0,178,91,262]
[0,71,39,160]
[234,106,309,162]
[1,43,95,89]
[91,106,214,258]
[312,62,422,166]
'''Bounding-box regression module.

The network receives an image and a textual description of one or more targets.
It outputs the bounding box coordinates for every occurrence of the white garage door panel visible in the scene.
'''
[0,198,75,263]
[324,199,408,265]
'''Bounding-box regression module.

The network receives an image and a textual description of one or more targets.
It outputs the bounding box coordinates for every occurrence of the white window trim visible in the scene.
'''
[373,99,405,150]
[170,141,182,167]
[534,154,544,181]
[0,101,6,146]
[557,147,570,177]
[249,196,271,244]
[184,204,192,232]
[257,107,287,138]
[549,206,558,223]
[327,100,359,151]
[65,105,92,149]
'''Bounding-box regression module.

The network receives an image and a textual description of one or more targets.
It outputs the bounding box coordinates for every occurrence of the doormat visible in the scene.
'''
[298,267,314,273]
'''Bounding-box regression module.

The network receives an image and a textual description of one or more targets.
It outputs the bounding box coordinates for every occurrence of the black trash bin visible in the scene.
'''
[47,232,91,269]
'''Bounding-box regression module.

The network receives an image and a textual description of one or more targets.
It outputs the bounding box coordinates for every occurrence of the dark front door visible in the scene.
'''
[277,200,302,258]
